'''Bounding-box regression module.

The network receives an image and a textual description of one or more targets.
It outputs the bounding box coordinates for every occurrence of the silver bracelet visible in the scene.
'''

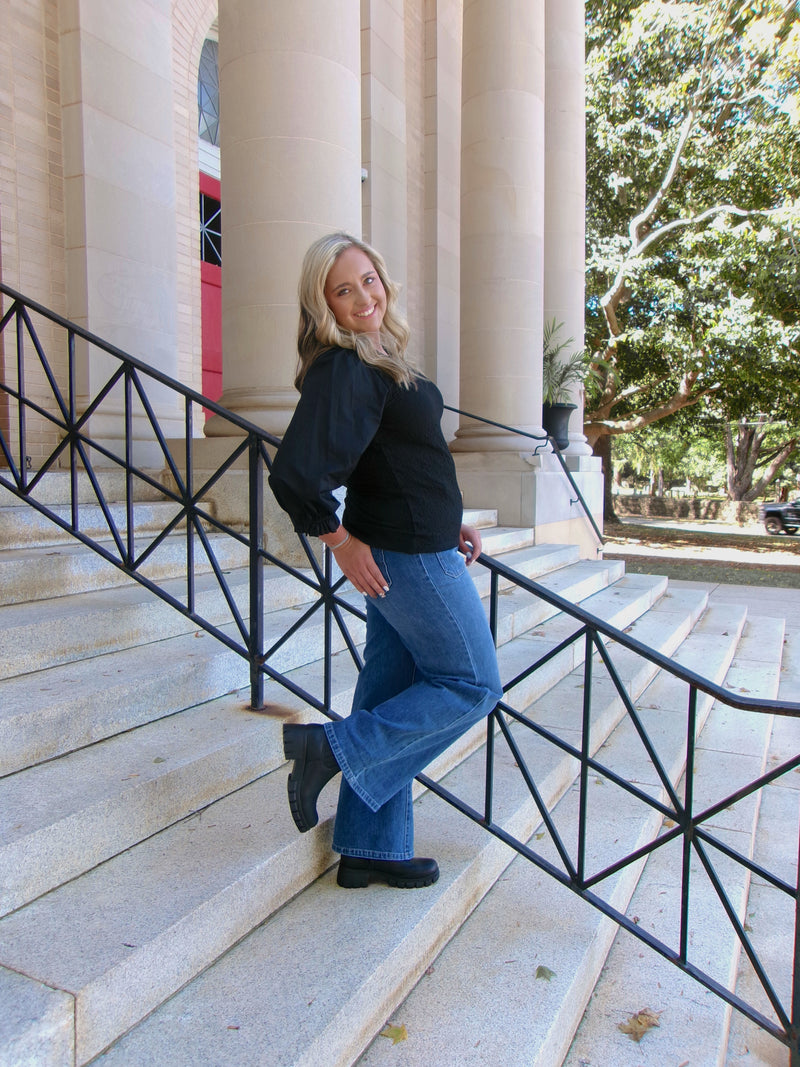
[327,530,351,551]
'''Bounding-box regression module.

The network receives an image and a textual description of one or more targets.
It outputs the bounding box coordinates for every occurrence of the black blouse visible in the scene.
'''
[268,347,463,554]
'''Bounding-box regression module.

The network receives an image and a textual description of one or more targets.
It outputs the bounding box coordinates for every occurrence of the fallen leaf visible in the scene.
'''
[153,757,166,764]
[536,965,555,982]
[380,1023,408,1045]
[618,1007,661,1043]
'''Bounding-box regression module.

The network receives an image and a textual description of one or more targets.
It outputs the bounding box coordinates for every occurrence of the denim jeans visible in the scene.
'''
[325,547,502,860]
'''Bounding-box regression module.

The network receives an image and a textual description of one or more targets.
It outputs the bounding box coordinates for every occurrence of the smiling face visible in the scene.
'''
[324,245,387,342]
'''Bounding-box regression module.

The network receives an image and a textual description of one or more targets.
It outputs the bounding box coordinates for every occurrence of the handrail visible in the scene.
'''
[443,403,604,546]
[1,281,798,1062]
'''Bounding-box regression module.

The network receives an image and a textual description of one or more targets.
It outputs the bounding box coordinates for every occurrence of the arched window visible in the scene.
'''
[198,38,219,146]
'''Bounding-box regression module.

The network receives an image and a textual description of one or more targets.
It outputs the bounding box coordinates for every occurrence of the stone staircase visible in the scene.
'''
[0,474,793,1066]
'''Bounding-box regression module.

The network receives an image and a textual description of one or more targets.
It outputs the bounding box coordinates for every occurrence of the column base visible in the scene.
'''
[453,451,603,557]
[203,387,298,439]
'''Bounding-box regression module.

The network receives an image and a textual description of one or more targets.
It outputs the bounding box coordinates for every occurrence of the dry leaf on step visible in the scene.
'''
[536,965,555,981]
[380,1024,408,1045]
[618,1007,662,1042]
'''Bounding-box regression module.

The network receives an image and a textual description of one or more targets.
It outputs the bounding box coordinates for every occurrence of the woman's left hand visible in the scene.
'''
[459,523,482,565]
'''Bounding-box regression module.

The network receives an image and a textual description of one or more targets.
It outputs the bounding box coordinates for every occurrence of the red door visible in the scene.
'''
[200,172,222,409]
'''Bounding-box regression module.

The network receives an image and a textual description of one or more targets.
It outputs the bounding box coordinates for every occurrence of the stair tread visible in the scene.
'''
[354,615,781,1067]
[0,565,671,917]
[0,531,250,605]
[563,617,786,1067]
[82,597,757,1067]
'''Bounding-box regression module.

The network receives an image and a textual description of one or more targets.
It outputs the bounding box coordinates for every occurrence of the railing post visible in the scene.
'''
[248,435,265,709]
[791,823,800,1067]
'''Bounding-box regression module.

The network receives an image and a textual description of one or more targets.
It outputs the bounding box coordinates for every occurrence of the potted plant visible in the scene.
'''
[542,319,589,450]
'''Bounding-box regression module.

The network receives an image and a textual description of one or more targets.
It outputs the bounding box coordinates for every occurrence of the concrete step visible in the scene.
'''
[723,615,800,1066]
[0,561,692,1065]
[0,560,670,914]
[0,695,285,918]
[353,606,767,1067]
[563,617,786,1067]
[0,553,655,780]
[0,532,250,605]
[0,561,318,679]
[78,593,729,1066]
[462,507,498,529]
[0,470,171,509]
[724,710,798,1066]
[0,497,204,551]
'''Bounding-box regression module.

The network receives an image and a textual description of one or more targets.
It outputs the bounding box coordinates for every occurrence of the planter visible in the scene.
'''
[542,402,576,450]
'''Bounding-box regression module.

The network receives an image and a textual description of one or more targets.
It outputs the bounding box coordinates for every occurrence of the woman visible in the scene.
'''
[269,232,502,889]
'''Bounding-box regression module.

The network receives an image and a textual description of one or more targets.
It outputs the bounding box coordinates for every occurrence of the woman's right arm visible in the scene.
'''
[269,351,390,598]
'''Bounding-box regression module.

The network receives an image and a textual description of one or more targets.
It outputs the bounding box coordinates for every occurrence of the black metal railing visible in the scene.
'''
[1,282,798,1064]
[442,403,604,547]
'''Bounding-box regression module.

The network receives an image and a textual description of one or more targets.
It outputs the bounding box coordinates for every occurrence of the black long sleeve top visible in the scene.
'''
[268,346,463,554]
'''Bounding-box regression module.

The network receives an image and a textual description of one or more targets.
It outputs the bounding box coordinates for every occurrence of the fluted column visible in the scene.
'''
[205,0,362,438]
[451,0,546,452]
[544,0,592,455]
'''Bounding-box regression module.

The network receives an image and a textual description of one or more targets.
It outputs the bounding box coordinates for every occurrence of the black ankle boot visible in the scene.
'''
[283,723,340,833]
[337,855,440,889]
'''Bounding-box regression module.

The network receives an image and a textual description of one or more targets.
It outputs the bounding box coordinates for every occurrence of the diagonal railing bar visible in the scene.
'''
[502,621,589,693]
[579,822,686,891]
[500,697,682,825]
[593,630,685,813]
[417,760,793,1047]
[693,752,800,835]
[693,833,792,1031]
[1,281,798,1059]
[73,434,130,562]
[494,711,580,882]
[18,306,71,423]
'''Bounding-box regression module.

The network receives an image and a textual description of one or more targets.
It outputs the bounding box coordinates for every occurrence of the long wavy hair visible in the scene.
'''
[296,232,416,389]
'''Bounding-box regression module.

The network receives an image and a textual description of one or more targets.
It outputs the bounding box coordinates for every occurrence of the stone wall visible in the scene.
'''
[613,495,761,525]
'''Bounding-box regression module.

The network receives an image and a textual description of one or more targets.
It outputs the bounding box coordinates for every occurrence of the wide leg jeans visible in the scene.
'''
[325,547,503,860]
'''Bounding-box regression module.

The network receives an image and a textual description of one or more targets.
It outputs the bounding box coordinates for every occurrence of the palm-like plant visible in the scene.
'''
[542,319,591,405]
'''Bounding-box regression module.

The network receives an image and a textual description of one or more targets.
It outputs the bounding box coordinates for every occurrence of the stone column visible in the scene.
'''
[59,0,182,461]
[544,0,592,456]
[361,0,407,306]
[451,0,546,452]
[205,0,362,438]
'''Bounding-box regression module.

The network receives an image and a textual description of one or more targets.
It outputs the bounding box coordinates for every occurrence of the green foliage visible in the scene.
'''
[542,319,596,404]
[585,0,800,501]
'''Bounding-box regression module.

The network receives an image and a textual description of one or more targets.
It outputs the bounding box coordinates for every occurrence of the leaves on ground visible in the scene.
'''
[536,965,555,982]
[380,1023,408,1045]
[618,1007,662,1042]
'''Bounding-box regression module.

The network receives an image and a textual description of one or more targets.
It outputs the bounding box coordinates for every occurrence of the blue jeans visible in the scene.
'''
[325,547,502,860]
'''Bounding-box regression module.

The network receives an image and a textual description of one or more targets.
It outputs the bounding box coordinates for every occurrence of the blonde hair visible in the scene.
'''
[296,232,416,389]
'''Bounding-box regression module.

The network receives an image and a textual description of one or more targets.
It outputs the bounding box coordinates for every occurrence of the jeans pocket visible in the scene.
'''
[435,548,465,579]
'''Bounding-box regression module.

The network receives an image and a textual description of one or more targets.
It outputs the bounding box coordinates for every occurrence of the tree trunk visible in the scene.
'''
[593,432,618,522]
[725,418,798,501]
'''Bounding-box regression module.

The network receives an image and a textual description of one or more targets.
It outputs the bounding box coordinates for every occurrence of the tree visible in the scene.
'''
[585,0,800,506]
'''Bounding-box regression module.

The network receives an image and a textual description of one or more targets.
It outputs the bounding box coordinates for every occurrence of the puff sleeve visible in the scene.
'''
[268,348,390,536]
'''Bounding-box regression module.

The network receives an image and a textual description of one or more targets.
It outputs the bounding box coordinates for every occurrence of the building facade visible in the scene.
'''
[0,0,601,549]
